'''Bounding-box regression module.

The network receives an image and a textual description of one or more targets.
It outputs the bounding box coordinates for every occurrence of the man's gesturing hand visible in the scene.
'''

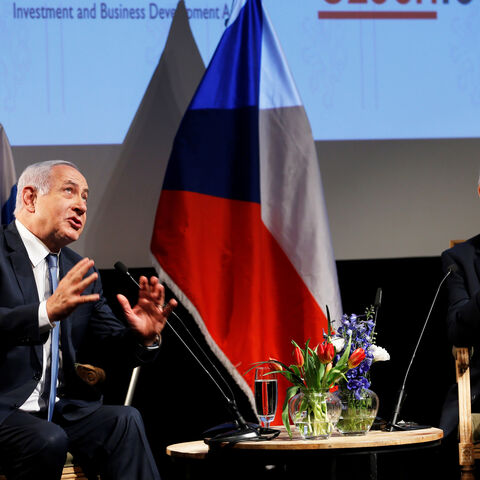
[116,276,177,346]
[46,257,100,322]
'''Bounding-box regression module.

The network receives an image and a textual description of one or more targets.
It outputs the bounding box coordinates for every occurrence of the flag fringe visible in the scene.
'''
[150,254,257,417]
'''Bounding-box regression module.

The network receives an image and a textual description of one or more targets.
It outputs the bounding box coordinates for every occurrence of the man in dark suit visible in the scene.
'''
[0,160,177,479]
[439,233,480,479]
[440,235,480,437]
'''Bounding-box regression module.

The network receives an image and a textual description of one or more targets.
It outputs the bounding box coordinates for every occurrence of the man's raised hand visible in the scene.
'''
[116,276,177,346]
[46,257,100,321]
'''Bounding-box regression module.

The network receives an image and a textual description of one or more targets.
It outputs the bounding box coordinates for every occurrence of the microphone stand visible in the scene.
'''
[389,266,456,431]
[369,287,382,345]
[114,262,280,444]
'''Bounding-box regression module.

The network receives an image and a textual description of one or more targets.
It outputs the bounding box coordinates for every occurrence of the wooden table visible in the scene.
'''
[167,427,443,479]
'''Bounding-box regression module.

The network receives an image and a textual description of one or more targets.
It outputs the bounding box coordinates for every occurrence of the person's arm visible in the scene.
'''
[83,272,176,369]
[0,303,44,345]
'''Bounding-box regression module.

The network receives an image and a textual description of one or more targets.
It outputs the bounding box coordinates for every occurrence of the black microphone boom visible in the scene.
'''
[114,261,279,443]
[389,264,457,431]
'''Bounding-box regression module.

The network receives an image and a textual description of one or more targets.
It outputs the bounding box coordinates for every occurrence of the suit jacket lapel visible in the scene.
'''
[4,222,42,364]
[4,222,40,305]
[474,256,480,289]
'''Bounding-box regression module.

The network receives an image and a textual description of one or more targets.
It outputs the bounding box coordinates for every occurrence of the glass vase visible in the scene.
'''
[336,388,379,436]
[288,389,341,440]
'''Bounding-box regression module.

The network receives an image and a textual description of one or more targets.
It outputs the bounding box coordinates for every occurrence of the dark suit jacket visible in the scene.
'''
[440,234,480,436]
[0,222,157,425]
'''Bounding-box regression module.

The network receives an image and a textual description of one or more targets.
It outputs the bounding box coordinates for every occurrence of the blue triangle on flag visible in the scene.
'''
[190,0,262,110]
[162,0,263,203]
[2,185,17,225]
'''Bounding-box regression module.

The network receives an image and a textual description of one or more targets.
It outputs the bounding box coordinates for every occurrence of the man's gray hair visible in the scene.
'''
[14,160,81,215]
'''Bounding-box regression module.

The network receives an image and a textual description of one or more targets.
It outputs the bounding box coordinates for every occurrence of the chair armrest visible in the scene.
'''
[455,347,475,468]
[74,363,106,386]
[454,346,472,376]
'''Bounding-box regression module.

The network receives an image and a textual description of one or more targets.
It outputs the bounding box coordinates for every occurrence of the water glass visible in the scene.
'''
[254,367,278,428]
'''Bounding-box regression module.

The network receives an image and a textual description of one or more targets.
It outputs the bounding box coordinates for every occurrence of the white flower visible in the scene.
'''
[369,344,390,362]
[331,336,345,353]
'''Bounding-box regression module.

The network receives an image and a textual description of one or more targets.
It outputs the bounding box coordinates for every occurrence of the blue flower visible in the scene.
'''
[334,307,380,398]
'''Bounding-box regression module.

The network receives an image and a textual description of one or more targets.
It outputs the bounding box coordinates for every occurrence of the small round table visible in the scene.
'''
[167,426,443,479]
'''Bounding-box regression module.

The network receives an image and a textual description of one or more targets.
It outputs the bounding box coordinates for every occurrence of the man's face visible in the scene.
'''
[32,165,89,252]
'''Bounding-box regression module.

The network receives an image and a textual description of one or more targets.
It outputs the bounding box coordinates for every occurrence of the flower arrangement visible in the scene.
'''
[252,313,367,438]
[334,306,390,399]
[333,306,390,434]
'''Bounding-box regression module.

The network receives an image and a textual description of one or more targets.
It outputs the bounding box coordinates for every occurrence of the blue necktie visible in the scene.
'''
[46,253,59,422]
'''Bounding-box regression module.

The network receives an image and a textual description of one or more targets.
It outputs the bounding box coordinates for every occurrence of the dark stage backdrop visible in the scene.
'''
[98,256,453,479]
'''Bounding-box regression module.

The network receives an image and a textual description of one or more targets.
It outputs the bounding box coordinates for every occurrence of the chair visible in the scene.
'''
[0,364,103,480]
[0,361,140,479]
[454,346,478,479]
[60,454,89,480]
[0,452,88,480]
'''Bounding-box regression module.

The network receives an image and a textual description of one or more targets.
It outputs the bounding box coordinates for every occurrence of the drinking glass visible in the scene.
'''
[254,367,278,429]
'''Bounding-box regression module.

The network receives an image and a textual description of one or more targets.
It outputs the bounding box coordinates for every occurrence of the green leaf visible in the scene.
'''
[245,359,304,386]
[336,335,352,369]
[290,365,301,377]
[303,340,310,372]
[282,386,299,438]
[324,367,347,387]
[244,359,288,375]
[277,370,298,385]
[243,360,271,376]
[304,370,314,390]
[291,339,302,352]
[282,367,303,386]
[316,362,326,390]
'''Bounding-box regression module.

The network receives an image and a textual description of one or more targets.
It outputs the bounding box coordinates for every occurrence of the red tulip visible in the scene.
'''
[293,346,304,367]
[348,348,366,369]
[268,358,283,372]
[318,342,335,364]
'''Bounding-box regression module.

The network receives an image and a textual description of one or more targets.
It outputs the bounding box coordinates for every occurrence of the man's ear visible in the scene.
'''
[22,187,37,213]
[477,185,480,198]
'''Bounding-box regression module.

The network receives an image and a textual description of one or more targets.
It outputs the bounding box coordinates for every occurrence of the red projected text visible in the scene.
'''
[323,0,471,4]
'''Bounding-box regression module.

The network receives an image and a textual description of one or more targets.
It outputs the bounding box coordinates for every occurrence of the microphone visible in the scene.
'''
[371,287,382,339]
[114,261,140,287]
[114,261,279,443]
[389,264,458,431]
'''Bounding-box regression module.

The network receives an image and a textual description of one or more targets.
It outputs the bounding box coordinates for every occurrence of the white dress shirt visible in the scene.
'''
[15,219,60,413]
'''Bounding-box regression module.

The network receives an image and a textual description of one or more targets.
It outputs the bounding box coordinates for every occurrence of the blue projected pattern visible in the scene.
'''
[0,0,478,145]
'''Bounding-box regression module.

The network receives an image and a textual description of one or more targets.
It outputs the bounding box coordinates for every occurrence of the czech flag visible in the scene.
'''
[0,124,17,225]
[151,0,342,422]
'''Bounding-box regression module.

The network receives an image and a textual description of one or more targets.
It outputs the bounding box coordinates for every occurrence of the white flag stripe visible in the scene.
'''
[258,0,342,322]
[259,5,302,110]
